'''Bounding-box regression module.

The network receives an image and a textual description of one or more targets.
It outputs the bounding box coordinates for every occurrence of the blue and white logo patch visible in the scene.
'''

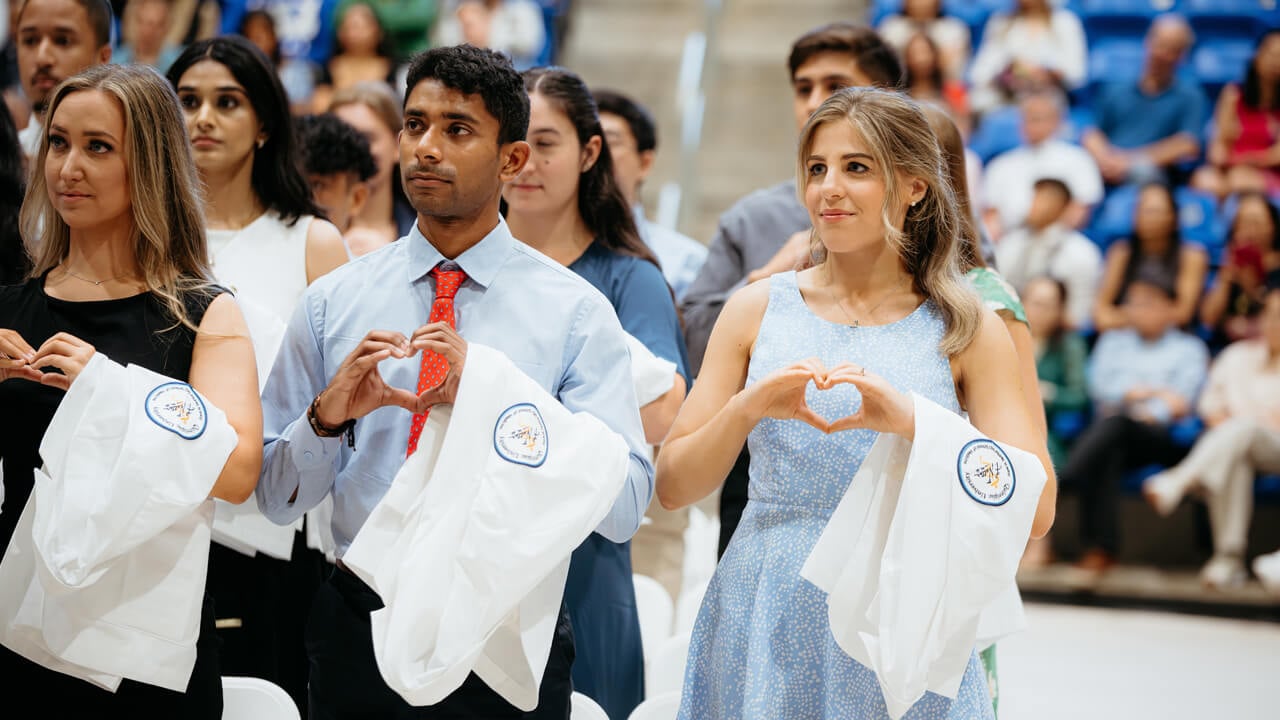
[957,439,1015,506]
[493,403,548,467]
[145,382,208,440]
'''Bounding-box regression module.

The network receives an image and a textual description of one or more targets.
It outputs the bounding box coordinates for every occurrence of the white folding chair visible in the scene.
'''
[627,690,681,720]
[570,691,610,720]
[673,578,708,637]
[633,573,674,663]
[221,675,300,720]
[644,632,690,700]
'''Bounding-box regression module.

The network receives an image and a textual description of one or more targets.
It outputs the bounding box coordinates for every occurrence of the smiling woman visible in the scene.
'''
[0,62,261,716]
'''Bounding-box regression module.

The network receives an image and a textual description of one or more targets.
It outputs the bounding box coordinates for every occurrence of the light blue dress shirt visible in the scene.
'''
[256,218,654,556]
[633,206,707,301]
[1087,327,1209,424]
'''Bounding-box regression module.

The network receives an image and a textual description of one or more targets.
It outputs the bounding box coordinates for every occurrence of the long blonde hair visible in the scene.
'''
[797,86,982,355]
[21,64,216,331]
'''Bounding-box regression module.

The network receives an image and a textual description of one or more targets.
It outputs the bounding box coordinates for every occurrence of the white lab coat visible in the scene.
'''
[342,343,631,711]
[802,393,1046,719]
[0,354,236,692]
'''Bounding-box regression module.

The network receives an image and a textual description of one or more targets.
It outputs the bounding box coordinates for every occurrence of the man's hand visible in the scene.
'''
[315,330,421,426]
[410,322,468,408]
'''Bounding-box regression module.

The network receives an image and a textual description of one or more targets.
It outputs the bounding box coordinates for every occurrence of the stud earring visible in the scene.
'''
[256,138,266,149]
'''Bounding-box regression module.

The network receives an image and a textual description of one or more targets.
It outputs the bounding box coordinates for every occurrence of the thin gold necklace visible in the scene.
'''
[826,266,905,328]
[59,265,128,286]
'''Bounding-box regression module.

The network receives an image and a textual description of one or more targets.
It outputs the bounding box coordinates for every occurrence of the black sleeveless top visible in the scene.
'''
[0,276,224,554]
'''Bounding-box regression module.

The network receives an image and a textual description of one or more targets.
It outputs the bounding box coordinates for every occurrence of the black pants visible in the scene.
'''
[208,530,326,714]
[1060,414,1188,555]
[306,566,575,719]
[0,592,222,719]
[717,447,751,559]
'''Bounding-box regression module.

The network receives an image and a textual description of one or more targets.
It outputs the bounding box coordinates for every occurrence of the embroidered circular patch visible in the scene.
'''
[145,382,208,440]
[493,403,548,467]
[956,438,1015,506]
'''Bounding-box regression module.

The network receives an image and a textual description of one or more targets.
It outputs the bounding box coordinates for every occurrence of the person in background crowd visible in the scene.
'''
[0,104,26,285]
[1081,14,1205,188]
[680,22,903,558]
[1024,277,1088,477]
[1059,271,1208,579]
[0,62,261,718]
[167,35,347,713]
[329,80,417,245]
[310,2,399,113]
[1200,192,1280,348]
[233,4,335,112]
[995,178,1102,328]
[504,65,689,720]
[295,113,378,255]
[968,0,1087,116]
[1092,183,1208,332]
[594,87,707,300]
[902,31,969,135]
[1191,30,1280,201]
[336,0,436,59]
[1145,283,1280,590]
[981,89,1102,238]
[113,0,183,72]
[14,0,111,158]
[433,0,547,72]
[876,0,969,81]
[255,44,654,720]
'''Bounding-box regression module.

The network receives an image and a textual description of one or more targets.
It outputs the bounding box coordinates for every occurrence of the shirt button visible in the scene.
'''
[303,451,315,461]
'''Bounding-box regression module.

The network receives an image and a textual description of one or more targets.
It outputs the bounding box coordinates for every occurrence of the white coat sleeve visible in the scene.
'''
[624,331,677,407]
[30,354,237,588]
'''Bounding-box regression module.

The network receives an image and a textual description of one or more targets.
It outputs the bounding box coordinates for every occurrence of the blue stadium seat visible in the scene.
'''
[1088,39,1147,95]
[968,105,1022,163]
[1179,0,1278,44]
[1192,40,1255,101]
[1174,187,1224,249]
[1076,0,1162,43]
[1087,184,1142,248]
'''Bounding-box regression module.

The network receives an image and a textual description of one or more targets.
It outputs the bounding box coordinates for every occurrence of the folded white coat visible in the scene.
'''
[0,354,236,692]
[623,331,677,407]
[342,343,631,711]
[801,393,1046,719]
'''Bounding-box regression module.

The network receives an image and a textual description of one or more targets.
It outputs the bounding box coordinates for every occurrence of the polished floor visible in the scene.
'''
[999,603,1280,720]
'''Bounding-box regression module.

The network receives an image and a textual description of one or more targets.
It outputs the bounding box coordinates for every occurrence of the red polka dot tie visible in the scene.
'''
[406,263,467,456]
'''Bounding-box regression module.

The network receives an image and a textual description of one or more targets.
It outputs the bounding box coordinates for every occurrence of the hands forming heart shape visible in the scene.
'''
[744,357,915,438]
[312,324,468,427]
[0,329,96,391]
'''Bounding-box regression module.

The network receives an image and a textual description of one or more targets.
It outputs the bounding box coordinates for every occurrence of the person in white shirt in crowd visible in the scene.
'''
[968,0,1087,116]
[981,89,1103,238]
[995,178,1102,328]
[594,87,708,301]
[433,0,546,71]
[876,0,970,81]
[14,0,111,159]
[1144,282,1280,589]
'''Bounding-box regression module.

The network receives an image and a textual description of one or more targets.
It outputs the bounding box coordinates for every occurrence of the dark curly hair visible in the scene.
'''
[403,44,529,145]
[295,113,378,182]
[167,36,324,227]
[592,88,657,153]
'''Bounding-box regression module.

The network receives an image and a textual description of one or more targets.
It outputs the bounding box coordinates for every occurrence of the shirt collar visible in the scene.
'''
[406,216,515,289]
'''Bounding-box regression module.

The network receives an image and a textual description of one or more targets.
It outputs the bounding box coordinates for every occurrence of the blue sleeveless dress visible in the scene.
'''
[678,272,995,719]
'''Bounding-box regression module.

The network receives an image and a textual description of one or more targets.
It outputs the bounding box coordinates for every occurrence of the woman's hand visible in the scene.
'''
[0,329,40,383]
[735,358,831,433]
[822,362,916,439]
[27,332,96,390]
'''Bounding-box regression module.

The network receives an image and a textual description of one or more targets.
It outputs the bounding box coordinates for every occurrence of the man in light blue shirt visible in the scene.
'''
[1058,272,1208,576]
[256,45,652,720]
[593,88,707,299]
